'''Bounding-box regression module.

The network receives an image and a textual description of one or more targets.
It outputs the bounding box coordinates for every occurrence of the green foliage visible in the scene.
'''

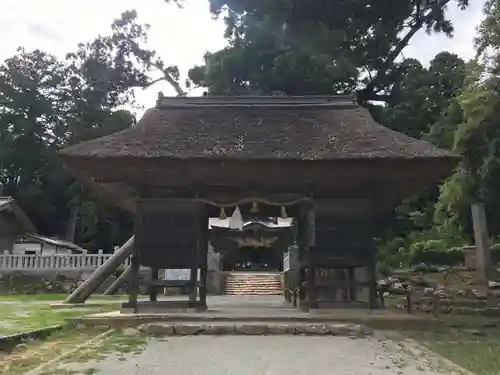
[0,11,165,250]
[377,226,468,268]
[187,0,469,102]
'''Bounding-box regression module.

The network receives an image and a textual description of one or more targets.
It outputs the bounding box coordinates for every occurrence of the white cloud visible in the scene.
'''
[0,0,487,112]
[404,0,485,64]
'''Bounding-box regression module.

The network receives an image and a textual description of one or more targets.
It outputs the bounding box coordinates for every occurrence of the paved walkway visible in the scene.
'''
[55,335,453,375]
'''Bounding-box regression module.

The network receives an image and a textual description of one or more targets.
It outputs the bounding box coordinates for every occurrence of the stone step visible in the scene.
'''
[224,288,281,291]
[224,292,283,296]
[224,286,282,292]
[224,287,282,292]
[226,282,281,287]
[226,278,281,283]
[224,272,282,296]
[226,274,281,276]
[225,290,281,293]
[226,279,281,282]
[225,289,281,292]
[226,276,281,279]
[135,321,374,337]
[224,285,282,290]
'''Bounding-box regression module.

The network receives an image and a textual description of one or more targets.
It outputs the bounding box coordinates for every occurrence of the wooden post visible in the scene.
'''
[103,264,132,295]
[471,203,491,285]
[64,236,134,304]
[306,204,317,309]
[368,194,378,310]
[368,254,378,310]
[297,217,307,308]
[128,247,140,313]
[348,267,356,301]
[149,267,159,302]
[189,266,198,305]
[198,205,209,308]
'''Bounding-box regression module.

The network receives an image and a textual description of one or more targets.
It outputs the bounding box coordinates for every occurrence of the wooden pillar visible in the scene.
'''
[305,204,317,309]
[128,246,140,313]
[367,258,378,310]
[198,205,209,308]
[297,217,307,307]
[149,267,159,302]
[189,265,198,305]
[471,203,491,284]
[348,267,356,301]
[340,269,349,302]
[368,193,379,310]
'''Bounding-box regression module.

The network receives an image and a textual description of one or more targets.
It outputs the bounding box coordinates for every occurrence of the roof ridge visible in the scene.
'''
[156,95,358,109]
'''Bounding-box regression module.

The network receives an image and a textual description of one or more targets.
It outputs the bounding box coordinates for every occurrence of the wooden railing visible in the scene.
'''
[0,250,221,272]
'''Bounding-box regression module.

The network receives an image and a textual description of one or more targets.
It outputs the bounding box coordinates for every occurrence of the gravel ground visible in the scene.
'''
[57,335,459,375]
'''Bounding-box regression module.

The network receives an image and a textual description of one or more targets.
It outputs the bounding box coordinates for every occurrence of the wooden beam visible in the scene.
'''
[149,267,159,302]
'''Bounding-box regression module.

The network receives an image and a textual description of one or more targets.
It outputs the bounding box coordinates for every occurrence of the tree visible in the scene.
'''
[385,52,466,138]
[0,11,179,251]
[370,52,467,261]
[435,0,500,238]
[183,0,469,103]
[0,49,73,235]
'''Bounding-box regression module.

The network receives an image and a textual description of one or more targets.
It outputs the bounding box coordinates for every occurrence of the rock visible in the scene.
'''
[489,280,500,289]
[235,324,268,335]
[304,324,330,335]
[408,276,432,288]
[463,329,485,336]
[267,324,296,335]
[328,324,354,336]
[423,287,436,296]
[122,327,139,336]
[488,289,500,298]
[434,287,449,298]
[203,324,235,335]
[174,324,203,335]
[138,323,175,336]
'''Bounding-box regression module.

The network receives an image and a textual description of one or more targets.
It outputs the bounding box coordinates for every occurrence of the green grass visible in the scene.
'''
[0,327,109,375]
[0,302,120,336]
[409,316,500,375]
[0,294,131,302]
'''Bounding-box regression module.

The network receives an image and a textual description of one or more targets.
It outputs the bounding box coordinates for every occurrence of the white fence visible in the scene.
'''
[0,252,126,272]
[0,250,221,273]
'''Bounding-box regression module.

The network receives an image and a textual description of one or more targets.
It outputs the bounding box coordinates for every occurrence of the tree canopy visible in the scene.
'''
[186,0,469,103]
[4,1,500,266]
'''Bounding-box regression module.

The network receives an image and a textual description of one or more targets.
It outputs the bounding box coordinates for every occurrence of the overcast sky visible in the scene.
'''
[0,0,486,113]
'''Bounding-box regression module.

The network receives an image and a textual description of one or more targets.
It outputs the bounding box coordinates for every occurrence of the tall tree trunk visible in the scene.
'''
[65,205,78,242]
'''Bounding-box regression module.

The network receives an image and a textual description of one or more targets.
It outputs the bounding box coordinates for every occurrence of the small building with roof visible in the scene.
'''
[0,196,85,255]
[0,196,36,254]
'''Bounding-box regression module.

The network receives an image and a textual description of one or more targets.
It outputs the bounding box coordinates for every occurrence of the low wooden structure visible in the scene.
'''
[59,95,458,312]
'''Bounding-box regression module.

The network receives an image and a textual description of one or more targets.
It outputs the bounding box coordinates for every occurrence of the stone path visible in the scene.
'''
[52,335,460,375]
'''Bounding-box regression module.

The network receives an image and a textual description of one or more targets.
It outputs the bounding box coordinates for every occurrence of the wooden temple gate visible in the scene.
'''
[57,95,459,313]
